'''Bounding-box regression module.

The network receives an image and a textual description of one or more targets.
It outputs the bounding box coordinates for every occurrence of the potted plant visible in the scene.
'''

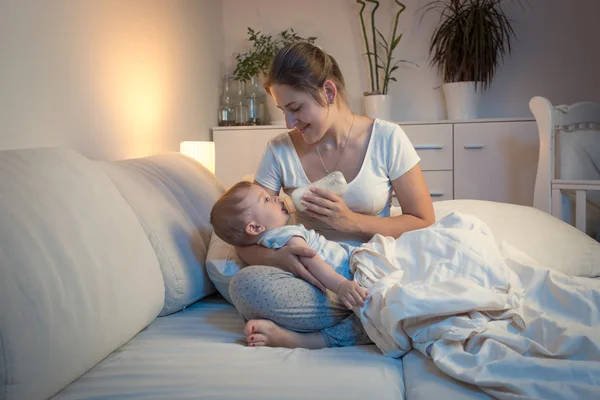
[357,0,416,121]
[233,28,317,125]
[423,0,523,120]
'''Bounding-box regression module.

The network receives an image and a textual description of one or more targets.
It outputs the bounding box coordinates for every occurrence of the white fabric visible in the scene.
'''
[258,224,354,278]
[99,153,225,316]
[352,212,525,358]
[0,148,165,400]
[353,211,600,399]
[205,232,246,304]
[402,351,492,400]
[255,119,420,245]
[431,200,600,277]
[53,296,406,400]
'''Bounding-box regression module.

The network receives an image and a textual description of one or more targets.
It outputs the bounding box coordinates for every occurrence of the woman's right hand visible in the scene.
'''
[272,244,326,292]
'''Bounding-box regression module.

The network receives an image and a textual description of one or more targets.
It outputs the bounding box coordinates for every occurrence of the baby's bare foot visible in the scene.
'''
[244,319,326,349]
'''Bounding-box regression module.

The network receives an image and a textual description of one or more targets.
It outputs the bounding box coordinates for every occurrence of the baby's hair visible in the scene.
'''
[210,181,256,246]
[264,42,347,106]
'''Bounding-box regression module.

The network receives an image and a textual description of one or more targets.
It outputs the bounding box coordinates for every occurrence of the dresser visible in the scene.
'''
[212,118,538,206]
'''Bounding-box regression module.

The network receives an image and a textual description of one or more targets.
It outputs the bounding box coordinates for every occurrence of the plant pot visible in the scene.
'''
[364,94,392,121]
[442,82,482,120]
[265,95,285,125]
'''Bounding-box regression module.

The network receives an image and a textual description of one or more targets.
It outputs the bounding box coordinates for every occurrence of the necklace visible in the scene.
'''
[316,113,355,174]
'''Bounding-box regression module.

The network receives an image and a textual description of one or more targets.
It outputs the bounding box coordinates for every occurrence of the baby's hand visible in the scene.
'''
[337,280,368,310]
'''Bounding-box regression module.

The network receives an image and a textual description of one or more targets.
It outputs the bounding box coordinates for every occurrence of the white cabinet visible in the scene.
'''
[453,121,538,206]
[213,126,287,188]
[212,118,538,206]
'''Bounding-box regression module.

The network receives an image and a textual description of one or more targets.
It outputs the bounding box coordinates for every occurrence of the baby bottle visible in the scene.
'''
[282,171,348,214]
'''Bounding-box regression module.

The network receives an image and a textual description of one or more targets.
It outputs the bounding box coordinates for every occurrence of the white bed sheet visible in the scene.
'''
[53,296,405,400]
[403,351,491,400]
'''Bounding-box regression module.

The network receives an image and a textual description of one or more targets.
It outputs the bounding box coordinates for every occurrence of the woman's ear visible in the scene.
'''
[245,222,265,237]
[323,79,338,105]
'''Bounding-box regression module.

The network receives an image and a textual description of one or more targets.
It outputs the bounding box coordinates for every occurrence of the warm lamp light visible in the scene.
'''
[180,141,215,174]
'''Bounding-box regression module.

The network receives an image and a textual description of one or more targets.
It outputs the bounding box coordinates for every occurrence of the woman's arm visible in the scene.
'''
[235,241,324,292]
[353,164,435,239]
[303,164,435,240]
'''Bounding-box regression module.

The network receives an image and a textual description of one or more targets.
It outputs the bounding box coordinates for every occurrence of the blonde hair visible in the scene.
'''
[210,181,256,246]
[264,42,347,106]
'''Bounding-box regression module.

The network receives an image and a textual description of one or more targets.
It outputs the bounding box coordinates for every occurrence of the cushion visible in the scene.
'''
[0,148,165,400]
[99,153,226,316]
[430,200,600,277]
[205,232,247,304]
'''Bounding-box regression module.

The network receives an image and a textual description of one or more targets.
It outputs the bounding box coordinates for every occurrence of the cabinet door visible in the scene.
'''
[213,128,287,188]
[454,121,538,205]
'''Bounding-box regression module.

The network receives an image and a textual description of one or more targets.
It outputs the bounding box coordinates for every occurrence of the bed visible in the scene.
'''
[206,198,600,400]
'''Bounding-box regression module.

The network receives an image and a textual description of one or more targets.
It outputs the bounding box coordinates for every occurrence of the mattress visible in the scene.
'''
[53,295,405,400]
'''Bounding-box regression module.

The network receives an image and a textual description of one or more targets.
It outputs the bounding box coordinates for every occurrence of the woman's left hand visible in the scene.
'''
[301,187,358,232]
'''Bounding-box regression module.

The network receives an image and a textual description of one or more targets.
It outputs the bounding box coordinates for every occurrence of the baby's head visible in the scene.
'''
[210,181,291,246]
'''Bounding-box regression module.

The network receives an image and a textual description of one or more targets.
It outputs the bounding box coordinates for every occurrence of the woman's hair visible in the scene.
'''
[210,181,255,246]
[264,42,347,106]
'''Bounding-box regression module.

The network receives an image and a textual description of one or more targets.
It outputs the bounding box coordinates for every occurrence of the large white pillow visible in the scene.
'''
[430,200,600,277]
[100,153,225,316]
[0,148,165,400]
[205,232,247,304]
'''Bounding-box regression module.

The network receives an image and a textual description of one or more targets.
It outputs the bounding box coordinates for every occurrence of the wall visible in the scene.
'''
[0,0,222,160]
[222,0,600,122]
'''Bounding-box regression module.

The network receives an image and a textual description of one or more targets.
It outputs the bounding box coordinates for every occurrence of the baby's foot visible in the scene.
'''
[244,319,326,349]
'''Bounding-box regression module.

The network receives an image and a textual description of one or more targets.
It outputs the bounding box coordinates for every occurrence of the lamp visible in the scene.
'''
[180,141,215,174]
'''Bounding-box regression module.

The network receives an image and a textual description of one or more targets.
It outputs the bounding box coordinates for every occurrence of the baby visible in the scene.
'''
[210,181,367,309]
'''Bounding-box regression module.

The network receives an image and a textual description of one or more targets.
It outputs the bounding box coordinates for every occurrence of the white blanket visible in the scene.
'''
[351,212,600,399]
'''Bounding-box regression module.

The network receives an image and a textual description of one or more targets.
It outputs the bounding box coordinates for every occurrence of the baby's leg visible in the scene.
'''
[229,265,372,348]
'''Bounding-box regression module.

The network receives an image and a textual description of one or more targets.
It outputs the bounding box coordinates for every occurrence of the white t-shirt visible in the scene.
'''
[255,118,420,245]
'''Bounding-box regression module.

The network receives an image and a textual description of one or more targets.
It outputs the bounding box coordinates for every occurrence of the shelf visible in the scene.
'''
[212,117,535,130]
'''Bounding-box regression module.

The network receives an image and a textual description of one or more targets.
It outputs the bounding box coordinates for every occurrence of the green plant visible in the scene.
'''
[357,0,416,95]
[422,0,524,90]
[233,28,317,82]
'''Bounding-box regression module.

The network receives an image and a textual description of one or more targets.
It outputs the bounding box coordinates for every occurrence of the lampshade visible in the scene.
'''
[180,141,215,174]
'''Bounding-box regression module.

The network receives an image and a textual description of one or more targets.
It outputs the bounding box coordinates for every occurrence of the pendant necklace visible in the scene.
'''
[316,113,355,174]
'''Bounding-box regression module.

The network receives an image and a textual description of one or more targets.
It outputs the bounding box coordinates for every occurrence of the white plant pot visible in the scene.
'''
[364,94,392,121]
[442,82,482,120]
[265,95,285,125]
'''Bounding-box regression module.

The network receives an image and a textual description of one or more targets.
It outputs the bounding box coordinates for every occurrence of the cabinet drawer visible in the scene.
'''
[392,170,453,206]
[401,124,453,171]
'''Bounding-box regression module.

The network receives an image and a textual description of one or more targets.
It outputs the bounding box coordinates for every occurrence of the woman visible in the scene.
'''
[229,42,435,349]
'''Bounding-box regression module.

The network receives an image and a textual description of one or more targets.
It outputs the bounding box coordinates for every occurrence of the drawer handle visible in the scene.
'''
[464,144,485,149]
[430,192,444,197]
[414,145,444,150]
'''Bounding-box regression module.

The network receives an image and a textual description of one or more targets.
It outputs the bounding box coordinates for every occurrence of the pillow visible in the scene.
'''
[205,232,247,304]
[0,148,164,400]
[429,200,600,277]
[100,153,225,316]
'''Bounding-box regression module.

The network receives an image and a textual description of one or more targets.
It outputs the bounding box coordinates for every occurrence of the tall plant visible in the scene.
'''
[422,0,524,90]
[357,0,416,95]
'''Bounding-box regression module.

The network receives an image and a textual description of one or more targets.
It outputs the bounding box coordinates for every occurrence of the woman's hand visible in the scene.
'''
[301,187,359,233]
[337,280,368,309]
[271,244,326,292]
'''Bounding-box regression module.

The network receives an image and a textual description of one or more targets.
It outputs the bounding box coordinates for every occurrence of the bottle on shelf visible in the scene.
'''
[246,75,265,125]
[234,80,249,126]
[218,74,236,126]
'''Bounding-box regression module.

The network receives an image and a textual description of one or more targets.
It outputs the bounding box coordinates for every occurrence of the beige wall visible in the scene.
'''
[1,0,597,159]
[0,0,222,160]
[223,0,600,121]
